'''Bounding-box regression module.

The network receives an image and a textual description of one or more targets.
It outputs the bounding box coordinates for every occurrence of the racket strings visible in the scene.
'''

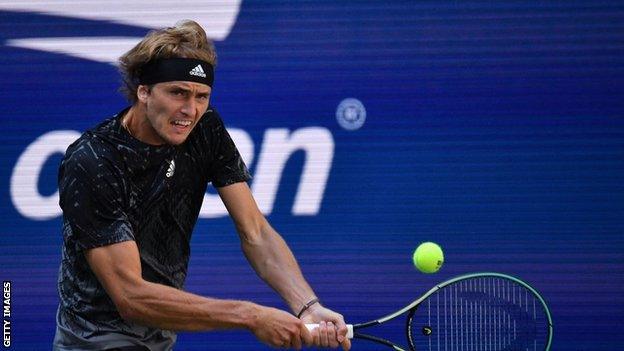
[409,277,550,351]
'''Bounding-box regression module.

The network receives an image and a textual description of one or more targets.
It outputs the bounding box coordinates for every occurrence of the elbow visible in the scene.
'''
[110,282,147,323]
[115,297,141,323]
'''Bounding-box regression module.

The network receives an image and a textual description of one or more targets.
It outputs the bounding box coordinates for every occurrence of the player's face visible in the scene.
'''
[140,81,211,145]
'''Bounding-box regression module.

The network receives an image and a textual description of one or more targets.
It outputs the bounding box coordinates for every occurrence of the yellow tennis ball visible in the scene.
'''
[413,242,444,273]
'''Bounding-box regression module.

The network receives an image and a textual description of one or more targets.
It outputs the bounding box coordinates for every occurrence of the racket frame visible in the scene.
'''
[351,272,553,351]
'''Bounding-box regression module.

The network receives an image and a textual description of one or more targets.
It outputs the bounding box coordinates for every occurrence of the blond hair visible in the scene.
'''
[118,20,217,103]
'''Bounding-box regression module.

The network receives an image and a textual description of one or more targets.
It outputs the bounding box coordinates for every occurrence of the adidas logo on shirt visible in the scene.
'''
[189,64,206,78]
[166,159,175,178]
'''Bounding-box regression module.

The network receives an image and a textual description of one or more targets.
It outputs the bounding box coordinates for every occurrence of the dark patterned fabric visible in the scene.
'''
[53,107,251,350]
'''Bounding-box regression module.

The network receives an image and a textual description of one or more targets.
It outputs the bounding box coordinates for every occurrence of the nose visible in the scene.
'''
[180,97,196,117]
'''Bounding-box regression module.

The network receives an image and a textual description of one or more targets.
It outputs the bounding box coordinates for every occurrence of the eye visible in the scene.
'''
[171,89,187,97]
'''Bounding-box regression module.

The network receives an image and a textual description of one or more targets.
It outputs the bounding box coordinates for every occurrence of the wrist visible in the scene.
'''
[296,297,320,319]
[299,300,324,320]
[241,301,262,330]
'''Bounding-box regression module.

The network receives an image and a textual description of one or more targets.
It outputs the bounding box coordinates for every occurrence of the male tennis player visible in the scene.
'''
[53,20,350,351]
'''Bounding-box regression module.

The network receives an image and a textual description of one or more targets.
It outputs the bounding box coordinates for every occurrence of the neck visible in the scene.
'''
[123,105,165,145]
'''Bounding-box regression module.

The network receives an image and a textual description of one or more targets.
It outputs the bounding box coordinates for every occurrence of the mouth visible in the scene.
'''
[170,119,193,133]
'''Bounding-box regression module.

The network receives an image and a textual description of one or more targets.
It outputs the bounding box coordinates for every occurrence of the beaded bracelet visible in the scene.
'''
[296,297,320,318]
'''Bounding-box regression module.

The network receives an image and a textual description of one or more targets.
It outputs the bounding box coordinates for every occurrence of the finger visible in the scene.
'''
[333,317,348,343]
[319,321,329,347]
[341,337,352,351]
[278,339,289,349]
[335,324,347,343]
[300,323,313,347]
[327,321,338,348]
[312,325,320,347]
[277,329,290,349]
[292,333,302,350]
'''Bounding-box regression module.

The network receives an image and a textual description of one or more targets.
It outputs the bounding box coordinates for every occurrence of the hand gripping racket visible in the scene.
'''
[306,272,553,351]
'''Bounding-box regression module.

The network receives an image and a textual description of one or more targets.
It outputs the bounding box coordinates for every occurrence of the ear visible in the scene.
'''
[137,85,150,103]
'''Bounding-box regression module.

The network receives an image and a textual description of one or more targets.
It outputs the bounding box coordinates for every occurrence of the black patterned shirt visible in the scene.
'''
[53,107,251,350]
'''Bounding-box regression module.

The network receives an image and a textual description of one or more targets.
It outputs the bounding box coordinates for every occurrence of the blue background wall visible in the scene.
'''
[1,1,623,349]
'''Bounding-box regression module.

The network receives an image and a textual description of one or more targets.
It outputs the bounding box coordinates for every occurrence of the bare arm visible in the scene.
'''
[85,240,259,331]
[85,240,312,348]
[217,182,315,313]
[218,182,350,350]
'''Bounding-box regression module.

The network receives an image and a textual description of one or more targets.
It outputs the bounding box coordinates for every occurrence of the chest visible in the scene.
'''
[123,150,208,232]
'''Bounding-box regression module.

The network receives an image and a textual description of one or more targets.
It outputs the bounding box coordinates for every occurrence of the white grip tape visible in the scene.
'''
[305,324,354,339]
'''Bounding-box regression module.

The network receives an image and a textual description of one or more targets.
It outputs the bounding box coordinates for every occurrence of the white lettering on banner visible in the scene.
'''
[11,128,334,220]
[251,128,334,216]
[10,130,81,221]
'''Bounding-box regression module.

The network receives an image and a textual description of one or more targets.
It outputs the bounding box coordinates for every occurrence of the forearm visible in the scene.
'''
[241,221,317,315]
[120,280,259,331]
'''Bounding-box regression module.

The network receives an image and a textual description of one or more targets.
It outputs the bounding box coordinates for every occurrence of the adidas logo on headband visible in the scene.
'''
[139,58,214,87]
[189,64,206,78]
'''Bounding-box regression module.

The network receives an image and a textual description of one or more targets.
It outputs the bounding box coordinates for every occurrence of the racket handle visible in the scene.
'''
[305,324,354,339]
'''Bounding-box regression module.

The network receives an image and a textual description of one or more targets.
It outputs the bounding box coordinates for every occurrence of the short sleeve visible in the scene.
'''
[202,109,252,187]
[58,139,134,251]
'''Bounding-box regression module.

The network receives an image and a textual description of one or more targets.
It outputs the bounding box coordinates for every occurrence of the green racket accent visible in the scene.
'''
[341,272,553,351]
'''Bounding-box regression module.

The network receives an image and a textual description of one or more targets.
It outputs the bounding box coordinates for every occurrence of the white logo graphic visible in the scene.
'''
[10,130,81,221]
[166,160,175,178]
[10,128,334,220]
[189,65,207,78]
[336,98,366,131]
[1,1,242,64]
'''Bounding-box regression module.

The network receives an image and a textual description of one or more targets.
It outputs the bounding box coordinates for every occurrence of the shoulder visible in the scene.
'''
[63,134,112,171]
[61,118,123,181]
[196,106,226,131]
[186,106,230,147]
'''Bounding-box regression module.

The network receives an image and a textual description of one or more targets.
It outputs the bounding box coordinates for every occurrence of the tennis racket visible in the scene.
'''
[306,272,553,351]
